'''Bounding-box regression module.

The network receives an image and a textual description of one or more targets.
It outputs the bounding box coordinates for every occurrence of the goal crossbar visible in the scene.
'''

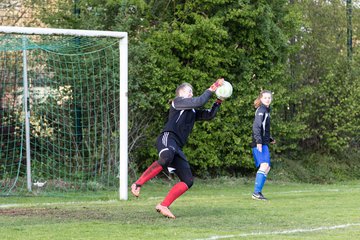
[0,26,129,200]
[0,26,127,38]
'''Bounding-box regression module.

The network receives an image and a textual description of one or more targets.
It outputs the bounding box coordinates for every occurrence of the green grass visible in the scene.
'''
[1,178,360,240]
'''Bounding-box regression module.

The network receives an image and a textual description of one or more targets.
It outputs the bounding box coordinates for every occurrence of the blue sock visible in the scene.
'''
[254,170,267,193]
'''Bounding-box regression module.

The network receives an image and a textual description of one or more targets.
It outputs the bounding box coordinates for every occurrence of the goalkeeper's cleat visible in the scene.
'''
[155,204,176,219]
[131,183,141,197]
[252,192,268,201]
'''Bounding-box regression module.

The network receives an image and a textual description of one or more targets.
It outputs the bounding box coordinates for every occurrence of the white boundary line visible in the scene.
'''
[1,187,358,207]
[183,188,357,201]
[194,223,360,240]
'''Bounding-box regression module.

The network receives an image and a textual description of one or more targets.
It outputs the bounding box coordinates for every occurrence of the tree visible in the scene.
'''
[138,0,297,175]
[287,0,359,153]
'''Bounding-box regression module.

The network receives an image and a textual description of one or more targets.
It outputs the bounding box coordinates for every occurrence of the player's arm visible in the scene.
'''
[252,109,264,145]
[173,78,224,110]
[195,99,222,121]
[173,90,213,110]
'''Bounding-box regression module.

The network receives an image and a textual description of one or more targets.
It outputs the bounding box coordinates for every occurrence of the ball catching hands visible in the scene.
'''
[209,78,225,92]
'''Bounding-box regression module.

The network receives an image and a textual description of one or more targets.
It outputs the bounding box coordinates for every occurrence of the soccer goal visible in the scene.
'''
[0,26,128,200]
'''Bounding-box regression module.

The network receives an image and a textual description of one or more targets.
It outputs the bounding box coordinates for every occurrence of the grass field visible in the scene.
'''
[1,178,360,240]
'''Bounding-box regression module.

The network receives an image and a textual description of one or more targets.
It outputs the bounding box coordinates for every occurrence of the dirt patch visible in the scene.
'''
[0,207,115,220]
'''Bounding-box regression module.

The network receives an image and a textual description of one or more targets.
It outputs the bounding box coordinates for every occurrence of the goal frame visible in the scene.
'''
[0,26,129,200]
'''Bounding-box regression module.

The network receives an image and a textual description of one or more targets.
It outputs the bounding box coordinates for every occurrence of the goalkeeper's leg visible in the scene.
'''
[131,135,176,197]
[131,161,163,197]
[156,156,193,218]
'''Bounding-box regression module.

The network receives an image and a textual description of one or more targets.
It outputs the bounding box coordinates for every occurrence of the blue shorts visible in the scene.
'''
[252,145,271,168]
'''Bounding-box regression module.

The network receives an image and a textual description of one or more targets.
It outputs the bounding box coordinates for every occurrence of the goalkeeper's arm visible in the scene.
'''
[195,100,222,121]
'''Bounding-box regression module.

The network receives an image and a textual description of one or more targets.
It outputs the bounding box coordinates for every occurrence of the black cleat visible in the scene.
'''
[252,192,268,201]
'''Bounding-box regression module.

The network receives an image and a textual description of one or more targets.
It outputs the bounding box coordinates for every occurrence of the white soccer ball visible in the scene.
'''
[215,81,233,99]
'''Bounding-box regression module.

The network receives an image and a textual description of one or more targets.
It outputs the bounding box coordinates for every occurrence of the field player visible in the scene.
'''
[251,90,276,200]
[130,78,224,219]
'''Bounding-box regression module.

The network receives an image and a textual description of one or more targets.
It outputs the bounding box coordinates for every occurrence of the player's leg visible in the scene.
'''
[156,151,192,219]
[253,162,270,199]
[131,133,175,197]
[160,170,192,207]
[252,145,271,200]
[131,160,163,197]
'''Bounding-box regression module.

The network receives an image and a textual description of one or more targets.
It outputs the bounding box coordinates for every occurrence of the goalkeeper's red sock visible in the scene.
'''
[161,182,189,207]
[135,161,163,186]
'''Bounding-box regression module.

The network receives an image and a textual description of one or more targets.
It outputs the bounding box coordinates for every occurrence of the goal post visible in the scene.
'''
[0,26,129,200]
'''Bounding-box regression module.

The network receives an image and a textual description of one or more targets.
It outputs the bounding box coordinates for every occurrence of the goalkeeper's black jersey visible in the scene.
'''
[161,89,220,148]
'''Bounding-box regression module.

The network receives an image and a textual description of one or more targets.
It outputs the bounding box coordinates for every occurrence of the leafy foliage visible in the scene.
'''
[28,0,360,177]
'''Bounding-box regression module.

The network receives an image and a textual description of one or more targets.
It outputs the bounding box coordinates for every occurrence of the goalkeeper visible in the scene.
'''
[131,78,224,219]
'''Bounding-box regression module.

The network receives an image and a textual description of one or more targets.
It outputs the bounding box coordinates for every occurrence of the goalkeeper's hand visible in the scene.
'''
[209,78,224,92]
[215,98,223,105]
